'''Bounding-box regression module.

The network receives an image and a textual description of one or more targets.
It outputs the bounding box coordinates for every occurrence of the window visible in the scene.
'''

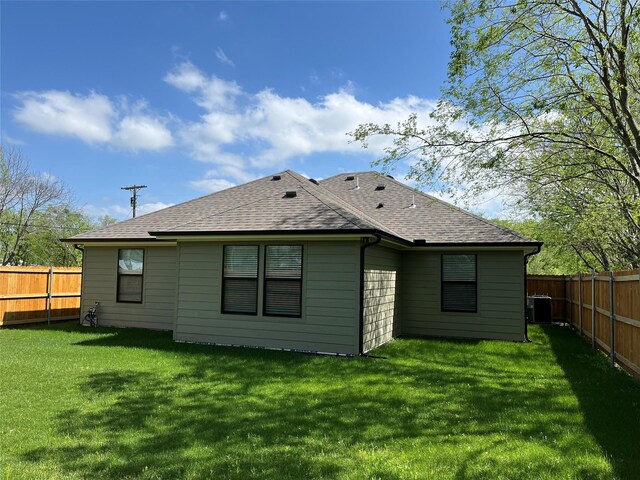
[264,245,302,317]
[441,254,477,312]
[222,245,259,314]
[117,249,144,303]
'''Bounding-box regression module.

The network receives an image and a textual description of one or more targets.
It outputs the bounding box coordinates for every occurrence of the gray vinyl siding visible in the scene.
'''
[401,250,525,341]
[174,241,360,354]
[362,244,401,352]
[81,246,177,330]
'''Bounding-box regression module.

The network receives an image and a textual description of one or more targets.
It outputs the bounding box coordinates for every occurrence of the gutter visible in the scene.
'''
[523,244,542,342]
[61,237,173,243]
[149,229,542,249]
[148,228,412,246]
[74,244,85,319]
[65,230,542,250]
[359,233,382,355]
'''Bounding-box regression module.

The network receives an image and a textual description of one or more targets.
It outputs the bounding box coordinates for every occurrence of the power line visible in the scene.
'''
[120,184,147,218]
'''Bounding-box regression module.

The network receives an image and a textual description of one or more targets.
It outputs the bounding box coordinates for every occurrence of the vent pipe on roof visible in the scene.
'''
[409,194,416,209]
[355,176,360,190]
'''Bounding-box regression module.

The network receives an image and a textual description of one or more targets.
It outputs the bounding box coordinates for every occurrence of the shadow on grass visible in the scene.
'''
[5,320,131,335]
[17,324,639,479]
[545,325,640,480]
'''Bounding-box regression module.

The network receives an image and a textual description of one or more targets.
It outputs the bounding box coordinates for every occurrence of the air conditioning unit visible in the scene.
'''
[527,295,552,323]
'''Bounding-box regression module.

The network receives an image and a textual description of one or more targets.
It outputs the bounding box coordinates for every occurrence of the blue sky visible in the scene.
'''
[2,1,502,220]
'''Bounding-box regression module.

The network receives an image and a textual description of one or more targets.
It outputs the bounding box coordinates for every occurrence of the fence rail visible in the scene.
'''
[0,266,82,326]
[527,270,640,378]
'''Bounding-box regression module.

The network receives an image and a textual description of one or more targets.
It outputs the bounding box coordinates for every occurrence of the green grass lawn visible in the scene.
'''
[1,323,639,480]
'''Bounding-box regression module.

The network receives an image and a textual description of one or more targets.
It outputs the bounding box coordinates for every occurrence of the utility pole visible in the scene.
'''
[120,184,147,218]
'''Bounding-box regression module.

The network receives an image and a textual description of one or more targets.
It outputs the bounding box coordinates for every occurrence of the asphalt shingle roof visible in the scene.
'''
[66,169,537,246]
[320,172,535,244]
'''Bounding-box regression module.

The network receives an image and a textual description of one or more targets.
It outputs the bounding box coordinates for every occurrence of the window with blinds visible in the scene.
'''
[264,245,302,317]
[222,245,259,314]
[441,254,477,312]
[117,249,144,303]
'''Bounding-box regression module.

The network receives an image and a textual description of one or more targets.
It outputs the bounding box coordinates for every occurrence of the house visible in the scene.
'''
[64,170,541,355]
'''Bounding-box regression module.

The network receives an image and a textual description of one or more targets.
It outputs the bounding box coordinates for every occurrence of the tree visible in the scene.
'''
[352,0,640,268]
[96,214,118,229]
[493,217,596,274]
[523,169,639,269]
[19,205,95,266]
[0,146,111,266]
[0,146,69,265]
[7,207,118,267]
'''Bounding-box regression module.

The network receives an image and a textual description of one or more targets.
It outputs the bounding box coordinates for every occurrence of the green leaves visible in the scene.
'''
[350,0,640,269]
[0,146,109,266]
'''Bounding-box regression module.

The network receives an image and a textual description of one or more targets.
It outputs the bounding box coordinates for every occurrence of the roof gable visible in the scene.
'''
[68,171,392,241]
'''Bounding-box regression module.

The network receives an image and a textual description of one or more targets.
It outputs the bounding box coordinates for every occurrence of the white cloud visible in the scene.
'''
[83,203,131,219]
[202,165,257,183]
[83,201,174,220]
[13,90,173,152]
[14,91,115,143]
[164,62,241,110]
[180,110,243,148]
[161,62,442,193]
[426,186,511,219]
[190,175,236,193]
[13,62,444,209]
[218,11,229,22]
[136,202,174,216]
[167,63,438,174]
[215,47,235,67]
[163,62,207,92]
[115,115,173,150]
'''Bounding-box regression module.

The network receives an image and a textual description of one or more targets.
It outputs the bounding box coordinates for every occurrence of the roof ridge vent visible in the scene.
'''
[284,190,297,198]
[309,178,319,185]
[272,175,282,181]
[386,174,395,179]
[375,184,386,191]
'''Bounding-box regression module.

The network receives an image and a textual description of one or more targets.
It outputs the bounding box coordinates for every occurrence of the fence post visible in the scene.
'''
[563,275,567,323]
[568,275,572,327]
[609,271,615,368]
[591,269,596,349]
[578,273,583,336]
[47,266,53,325]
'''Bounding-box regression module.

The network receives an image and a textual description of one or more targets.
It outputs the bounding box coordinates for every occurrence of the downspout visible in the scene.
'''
[74,244,85,320]
[523,245,542,342]
[359,233,382,355]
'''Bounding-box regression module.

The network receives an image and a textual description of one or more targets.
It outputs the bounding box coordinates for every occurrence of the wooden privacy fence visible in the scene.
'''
[0,266,82,326]
[528,270,640,378]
